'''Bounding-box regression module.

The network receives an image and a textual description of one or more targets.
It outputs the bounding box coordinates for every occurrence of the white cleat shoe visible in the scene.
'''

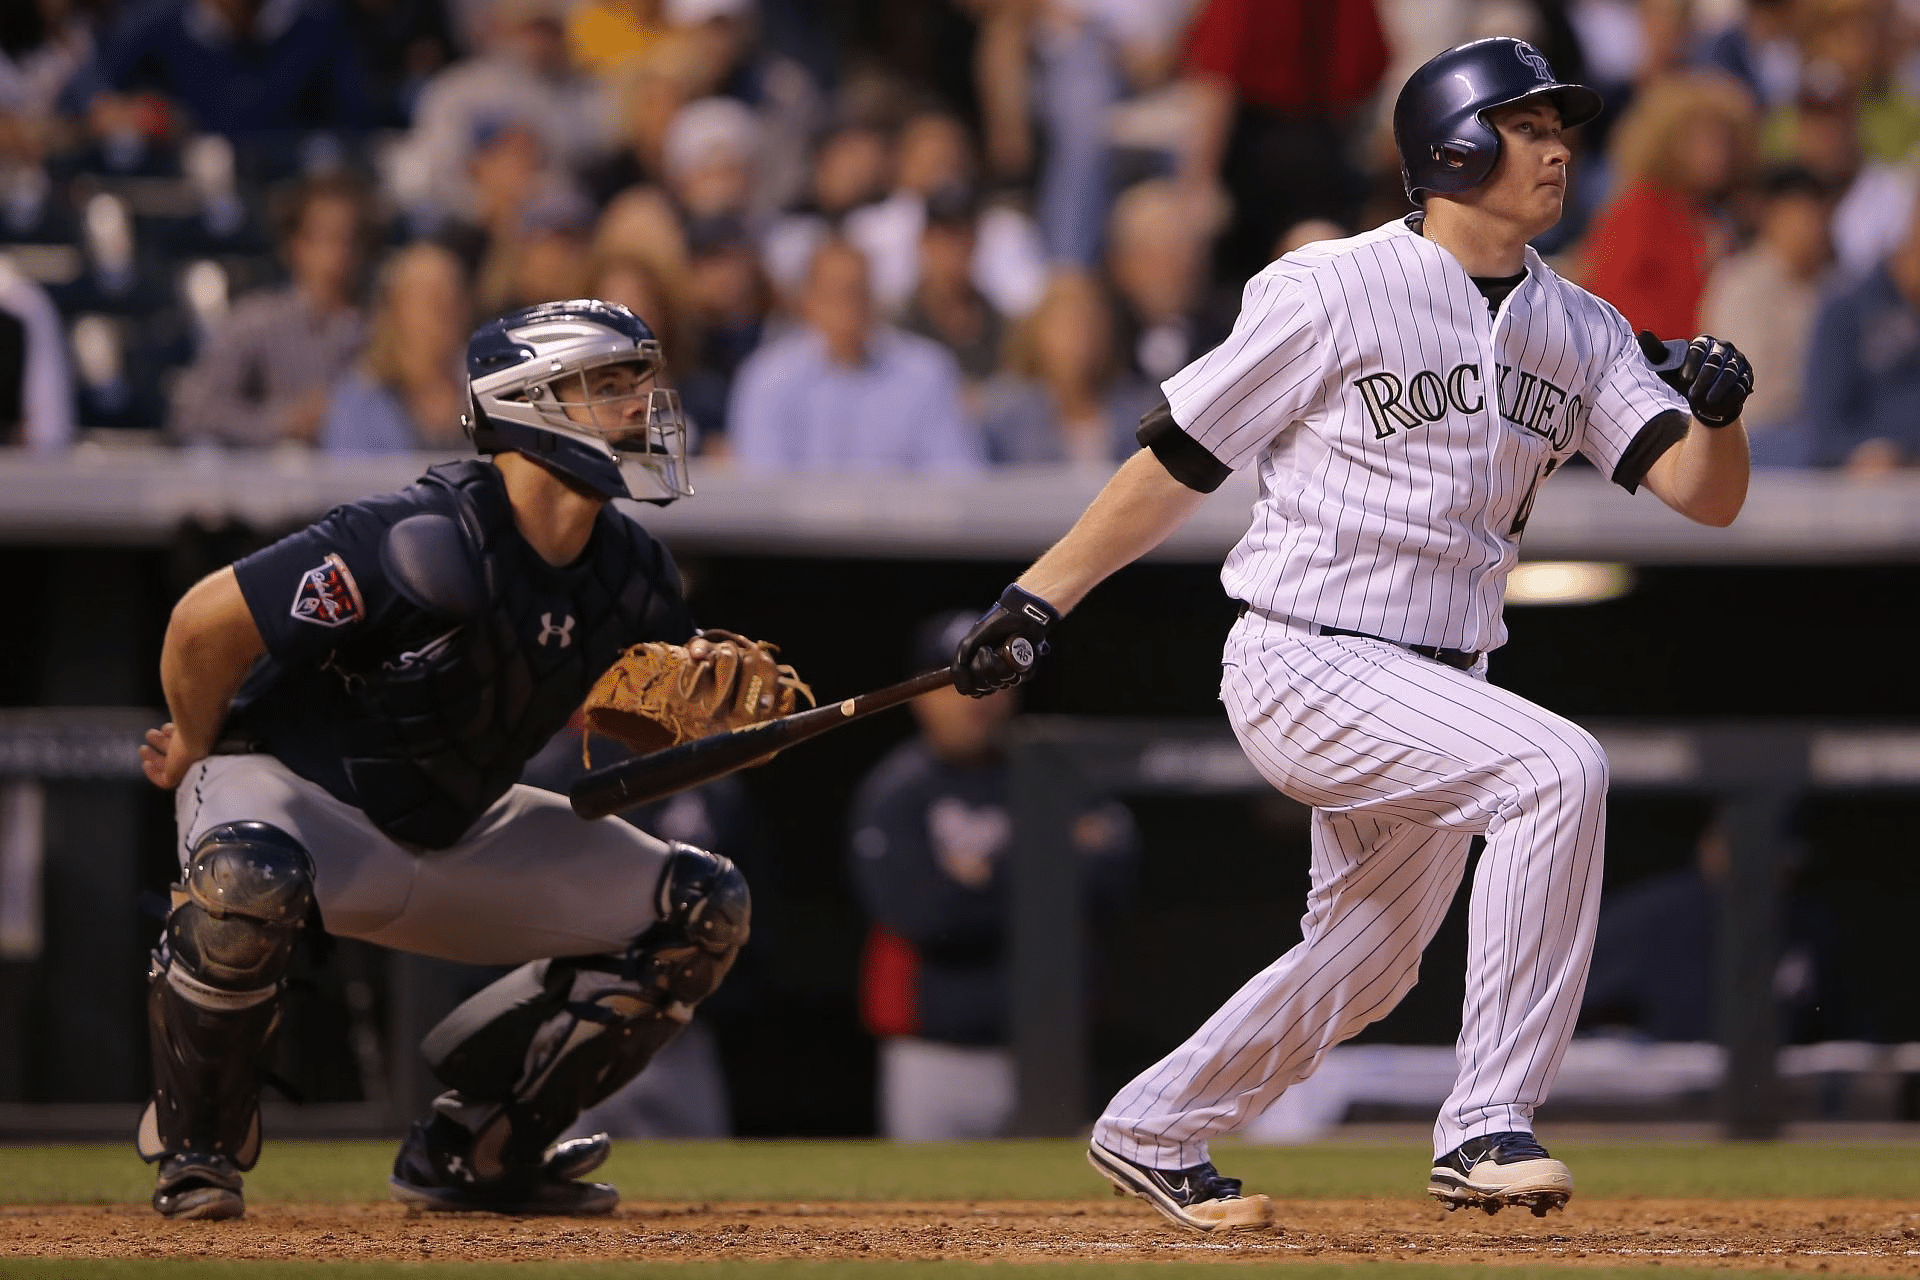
[1428,1131,1572,1217]
[1088,1139,1275,1233]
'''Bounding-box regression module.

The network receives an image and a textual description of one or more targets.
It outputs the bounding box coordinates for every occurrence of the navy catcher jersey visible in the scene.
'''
[224,460,695,848]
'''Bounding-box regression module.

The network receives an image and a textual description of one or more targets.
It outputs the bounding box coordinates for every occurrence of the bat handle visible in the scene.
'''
[947,638,1040,690]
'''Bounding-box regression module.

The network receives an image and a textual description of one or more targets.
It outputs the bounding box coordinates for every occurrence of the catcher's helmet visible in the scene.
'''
[462,299,691,503]
[1394,37,1603,204]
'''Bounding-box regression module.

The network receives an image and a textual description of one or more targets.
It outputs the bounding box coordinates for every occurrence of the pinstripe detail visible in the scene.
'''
[1092,602,1606,1168]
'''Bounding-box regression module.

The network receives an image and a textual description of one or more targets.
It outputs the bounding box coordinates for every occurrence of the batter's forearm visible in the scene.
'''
[1655,418,1749,528]
[1017,450,1209,612]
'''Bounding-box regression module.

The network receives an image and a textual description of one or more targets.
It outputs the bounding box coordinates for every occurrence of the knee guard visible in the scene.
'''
[632,840,751,1010]
[420,844,748,1179]
[137,822,314,1169]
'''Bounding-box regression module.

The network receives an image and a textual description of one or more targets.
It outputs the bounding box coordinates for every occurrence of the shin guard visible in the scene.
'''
[419,844,748,1178]
[137,822,314,1168]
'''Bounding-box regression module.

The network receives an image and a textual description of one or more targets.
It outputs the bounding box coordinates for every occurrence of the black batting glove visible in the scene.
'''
[952,583,1057,697]
[1676,335,1754,426]
[1637,331,1754,427]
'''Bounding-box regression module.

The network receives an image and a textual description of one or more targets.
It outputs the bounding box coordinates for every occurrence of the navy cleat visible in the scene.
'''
[1428,1130,1572,1216]
[543,1131,611,1182]
[388,1116,618,1216]
[1088,1139,1274,1232]
[153,1152,246,1220]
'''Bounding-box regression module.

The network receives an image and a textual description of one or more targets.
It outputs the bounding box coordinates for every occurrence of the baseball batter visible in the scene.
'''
[135,301,797,1220]
[954,38,1754,1233]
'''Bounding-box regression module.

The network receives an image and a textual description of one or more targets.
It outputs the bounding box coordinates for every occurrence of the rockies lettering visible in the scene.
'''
[1353,363,1583,449]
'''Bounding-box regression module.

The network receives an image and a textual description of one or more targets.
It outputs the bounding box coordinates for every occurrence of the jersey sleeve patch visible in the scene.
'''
[289,554,366,628]
[1138,399,1233,494]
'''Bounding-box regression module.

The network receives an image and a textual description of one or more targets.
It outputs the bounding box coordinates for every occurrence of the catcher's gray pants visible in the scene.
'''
[176,755,670,964]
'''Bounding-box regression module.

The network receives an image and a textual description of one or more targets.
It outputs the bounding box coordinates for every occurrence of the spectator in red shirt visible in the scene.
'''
[1582,71,1758,341]
[1179,0,1390,286]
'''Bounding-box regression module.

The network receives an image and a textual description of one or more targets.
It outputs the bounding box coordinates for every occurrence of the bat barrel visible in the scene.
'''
[571,722,780,818]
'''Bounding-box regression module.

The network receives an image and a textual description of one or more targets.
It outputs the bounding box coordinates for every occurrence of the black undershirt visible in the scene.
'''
[1471,270,1529,316]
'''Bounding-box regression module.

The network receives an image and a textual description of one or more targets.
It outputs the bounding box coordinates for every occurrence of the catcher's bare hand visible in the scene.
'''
[139,722,206,790]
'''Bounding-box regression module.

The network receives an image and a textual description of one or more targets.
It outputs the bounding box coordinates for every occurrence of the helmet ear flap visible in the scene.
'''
[1407,139,1488,202]
[462,391,501,454]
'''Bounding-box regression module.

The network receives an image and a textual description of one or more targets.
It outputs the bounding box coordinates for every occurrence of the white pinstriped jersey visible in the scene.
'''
[1163,214,1687,654]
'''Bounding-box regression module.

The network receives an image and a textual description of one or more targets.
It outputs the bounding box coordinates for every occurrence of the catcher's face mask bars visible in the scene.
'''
[533,347,693,502]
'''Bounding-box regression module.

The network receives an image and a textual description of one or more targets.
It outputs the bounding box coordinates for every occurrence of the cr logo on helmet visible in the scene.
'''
[1514,42,1553,82]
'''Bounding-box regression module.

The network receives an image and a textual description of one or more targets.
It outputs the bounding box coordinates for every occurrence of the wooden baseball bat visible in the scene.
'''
[569,666,958,820]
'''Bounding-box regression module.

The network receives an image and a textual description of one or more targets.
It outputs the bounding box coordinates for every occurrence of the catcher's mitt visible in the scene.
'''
[580,629,813,765]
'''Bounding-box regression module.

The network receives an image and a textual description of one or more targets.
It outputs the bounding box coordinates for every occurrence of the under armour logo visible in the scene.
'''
[537,613,575,648]
[446,1154,471,1182]
[1514,41,1553,82]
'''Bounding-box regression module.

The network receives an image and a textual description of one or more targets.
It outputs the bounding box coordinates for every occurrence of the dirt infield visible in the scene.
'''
[6,1198,1920,1270]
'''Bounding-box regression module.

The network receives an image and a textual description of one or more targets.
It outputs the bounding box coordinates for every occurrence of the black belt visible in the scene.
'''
[1235,603,1480,671]
[1318,626,1479,671]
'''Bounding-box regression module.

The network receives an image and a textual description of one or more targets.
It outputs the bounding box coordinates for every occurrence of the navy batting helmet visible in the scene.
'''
[1394,37,1603,204]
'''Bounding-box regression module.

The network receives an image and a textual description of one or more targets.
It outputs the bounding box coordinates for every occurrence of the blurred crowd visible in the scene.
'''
[3,0,1920,474]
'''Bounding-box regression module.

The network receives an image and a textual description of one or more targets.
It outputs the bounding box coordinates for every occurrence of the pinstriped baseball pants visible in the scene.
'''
[1093,611,1607,1165]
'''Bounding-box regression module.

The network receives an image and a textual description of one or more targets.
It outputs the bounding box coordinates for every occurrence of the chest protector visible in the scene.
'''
[328,461,688,848]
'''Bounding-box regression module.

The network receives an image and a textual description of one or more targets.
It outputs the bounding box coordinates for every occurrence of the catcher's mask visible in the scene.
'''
[462,299,692,504]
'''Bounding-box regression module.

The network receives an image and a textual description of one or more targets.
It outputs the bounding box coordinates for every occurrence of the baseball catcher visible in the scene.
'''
[137,300,801,1220]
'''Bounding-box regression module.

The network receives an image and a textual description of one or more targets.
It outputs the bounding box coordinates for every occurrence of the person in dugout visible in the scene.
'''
[849,611,1137,1140]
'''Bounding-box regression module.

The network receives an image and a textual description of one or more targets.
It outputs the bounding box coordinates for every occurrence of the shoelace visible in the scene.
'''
[1179,1164,1244,1201]
[1458,1131,1551,1165]
[1204,1172,1244,1198]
